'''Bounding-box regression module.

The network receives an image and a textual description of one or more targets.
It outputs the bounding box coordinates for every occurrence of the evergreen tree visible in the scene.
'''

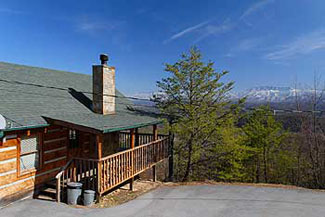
[242,106,287,183]
[154,47,245,181]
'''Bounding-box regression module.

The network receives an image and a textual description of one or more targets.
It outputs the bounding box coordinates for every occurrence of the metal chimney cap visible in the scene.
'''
[100,54,109,65]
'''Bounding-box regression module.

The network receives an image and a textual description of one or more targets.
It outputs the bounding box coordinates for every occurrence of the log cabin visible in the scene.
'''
[0,54,169,204]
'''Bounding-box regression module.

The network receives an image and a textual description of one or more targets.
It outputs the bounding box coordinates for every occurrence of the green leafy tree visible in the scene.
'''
[154,47,245,181]
[242,106,287,183]
[192,115,252,182]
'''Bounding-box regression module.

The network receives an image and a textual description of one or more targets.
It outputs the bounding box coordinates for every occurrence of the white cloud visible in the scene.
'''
[0,7,25,14]
[75,17,123,35]
[226,37,263,57]
[164,0,274,44]
[240,0,275,20]
[265,29,325,60]
[164,18,235,44]
[164,19,211,43]
[237,38,263,51]
[193,19,234,43]
[78,22,112,32]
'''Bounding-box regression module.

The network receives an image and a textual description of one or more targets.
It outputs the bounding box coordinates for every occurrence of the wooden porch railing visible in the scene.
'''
[55,135,169,202]
[119,132,169,149]
[98,137,169,194]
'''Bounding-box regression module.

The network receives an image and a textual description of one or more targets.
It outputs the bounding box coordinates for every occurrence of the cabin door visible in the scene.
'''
[67,130,93,159]
[67,129,80,160]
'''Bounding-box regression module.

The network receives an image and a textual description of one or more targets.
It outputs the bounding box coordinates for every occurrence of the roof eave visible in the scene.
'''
[102,120,163,133]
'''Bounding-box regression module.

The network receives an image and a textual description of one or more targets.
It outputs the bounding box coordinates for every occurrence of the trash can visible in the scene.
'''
[67,182,83,205]
[83,190,96,206]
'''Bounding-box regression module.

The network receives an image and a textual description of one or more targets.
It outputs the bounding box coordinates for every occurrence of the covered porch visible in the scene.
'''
[50,122,170,203]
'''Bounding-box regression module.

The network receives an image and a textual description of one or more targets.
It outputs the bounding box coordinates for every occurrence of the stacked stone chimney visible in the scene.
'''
[92,54,115,115]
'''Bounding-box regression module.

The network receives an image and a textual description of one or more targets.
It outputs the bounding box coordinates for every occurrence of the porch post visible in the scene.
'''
[96,134,103,196]
[96,134,103,159]
[130,129,135,191]
[153,124,158,140]
[152,124,158,182]
[131,129,135,149]
[152,163,157,182]
[168,131,175,182]
[135,128,139,147]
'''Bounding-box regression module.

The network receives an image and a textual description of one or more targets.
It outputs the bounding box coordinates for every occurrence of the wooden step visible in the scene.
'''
[35,194,56,202]
[45,180,57,189]
[39,187,56,198]
[34,180,58,202]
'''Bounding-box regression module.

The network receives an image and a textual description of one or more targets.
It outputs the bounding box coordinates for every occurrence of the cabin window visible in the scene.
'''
[20,135,40,173]
[69,130,79,148]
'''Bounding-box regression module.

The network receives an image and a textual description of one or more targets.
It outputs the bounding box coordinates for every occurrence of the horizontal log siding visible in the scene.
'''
[0,140,18,196]
[0,125,68,200]
[0,159,16,173]
[41,126,68,174]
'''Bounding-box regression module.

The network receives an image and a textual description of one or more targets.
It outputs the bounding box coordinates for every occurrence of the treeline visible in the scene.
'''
[155,47,325,189]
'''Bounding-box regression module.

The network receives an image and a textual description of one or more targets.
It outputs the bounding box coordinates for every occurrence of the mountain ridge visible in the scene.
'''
[130,86,318,101]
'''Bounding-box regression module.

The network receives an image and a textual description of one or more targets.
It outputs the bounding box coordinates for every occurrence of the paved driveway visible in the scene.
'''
[1,184,325,217]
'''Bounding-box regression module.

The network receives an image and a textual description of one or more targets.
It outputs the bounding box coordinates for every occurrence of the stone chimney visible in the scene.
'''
[92,54,116,115]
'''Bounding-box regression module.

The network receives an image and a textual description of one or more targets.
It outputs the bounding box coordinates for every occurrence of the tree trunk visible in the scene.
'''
[256,155,260,183]
[182,136,193,182]
[263,145,268,183]
[297,147,301,186]
[168,130,175,182]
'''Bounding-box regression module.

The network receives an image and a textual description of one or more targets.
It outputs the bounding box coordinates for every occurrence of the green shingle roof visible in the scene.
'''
[0,61,160,133]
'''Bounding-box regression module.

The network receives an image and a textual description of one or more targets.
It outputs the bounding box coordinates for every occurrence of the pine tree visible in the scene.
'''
[242,106,287,183]
[154,47,245,181]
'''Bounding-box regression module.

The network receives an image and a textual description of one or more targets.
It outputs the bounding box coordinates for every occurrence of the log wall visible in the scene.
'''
[0,125,69,200]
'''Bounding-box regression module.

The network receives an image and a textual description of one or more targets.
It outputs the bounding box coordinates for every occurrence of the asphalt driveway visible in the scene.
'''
[1,184,325,217]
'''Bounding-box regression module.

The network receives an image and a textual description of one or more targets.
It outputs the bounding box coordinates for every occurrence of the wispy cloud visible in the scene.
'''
[194,19,235,43]
[226,37,264,57]
[164,0,274,44]
[164,18,234,44]
[164,19,212,43]
[77,21,113,32]
[0,7,26,15]
[265,29,325,60]
[240,0,275,21]
[237,38,263,51]
[74,17,124,35]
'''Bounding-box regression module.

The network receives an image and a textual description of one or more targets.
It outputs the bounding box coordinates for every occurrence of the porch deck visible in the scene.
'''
[55,133,170,202]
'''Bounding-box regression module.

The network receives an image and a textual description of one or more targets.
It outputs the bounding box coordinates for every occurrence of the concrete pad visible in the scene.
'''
[1,184,325,217]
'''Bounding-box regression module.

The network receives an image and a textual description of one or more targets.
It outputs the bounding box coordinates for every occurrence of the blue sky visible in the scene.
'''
[0,0,325,95]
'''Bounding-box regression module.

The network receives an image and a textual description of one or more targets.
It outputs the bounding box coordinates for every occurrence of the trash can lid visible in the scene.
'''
[67,182,83,188]
[84,190,95,194]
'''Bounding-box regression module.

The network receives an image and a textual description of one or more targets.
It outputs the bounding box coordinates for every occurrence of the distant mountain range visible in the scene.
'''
[232,86,318,103]
[129,86,324,106]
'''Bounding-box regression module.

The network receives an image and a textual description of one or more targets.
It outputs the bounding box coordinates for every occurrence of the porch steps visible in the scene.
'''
[45,180,57,189]
[34,180,57,202]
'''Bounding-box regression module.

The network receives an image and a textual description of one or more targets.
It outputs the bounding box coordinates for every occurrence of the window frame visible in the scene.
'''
[17,132,42,176]
[69,129,79,149]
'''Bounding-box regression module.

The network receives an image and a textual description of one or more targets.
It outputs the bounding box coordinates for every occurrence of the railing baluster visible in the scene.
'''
[109,158,112,187]
[113,157,116,186]
[128,151,131,177]
[122,153,125,180]
[106,159,109,189]
[102,159,105,189]
[114,156,118,184]
[117,155,120,184]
